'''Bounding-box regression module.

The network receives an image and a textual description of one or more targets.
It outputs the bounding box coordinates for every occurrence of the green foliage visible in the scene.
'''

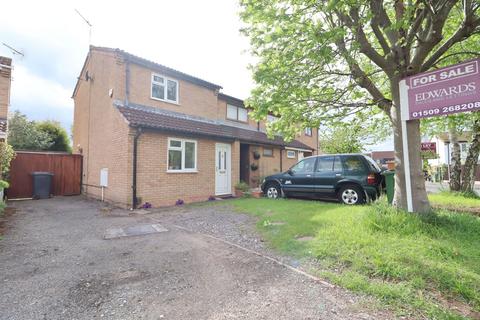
[239,0,479,142]
[0,180,9,189]
[421,113,479,138]
[430,191,480,211]
[234,181,250,192]
[36,120,72,153]
[7,111,71,152]
[320,130,363,153]
[0,200,5,216]
[319,121,381,153]
[8,111,53,151]
[228,197,480,318]
[0,142,15,179]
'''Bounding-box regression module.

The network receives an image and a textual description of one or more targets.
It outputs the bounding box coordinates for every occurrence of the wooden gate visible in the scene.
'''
[7,151,82,199]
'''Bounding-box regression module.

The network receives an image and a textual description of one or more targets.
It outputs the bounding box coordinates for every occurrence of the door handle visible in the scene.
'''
[335,173,342,177]
[306,174,312,177]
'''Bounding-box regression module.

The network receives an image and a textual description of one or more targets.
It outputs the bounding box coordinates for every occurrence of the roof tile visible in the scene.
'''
[115,104,313,150]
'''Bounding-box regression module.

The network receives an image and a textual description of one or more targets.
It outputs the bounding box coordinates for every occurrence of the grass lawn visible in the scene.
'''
[429,191,480,214]
[226,196,480,319]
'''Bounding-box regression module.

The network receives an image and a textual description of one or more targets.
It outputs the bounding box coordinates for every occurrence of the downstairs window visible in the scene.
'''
[168,138,197,172]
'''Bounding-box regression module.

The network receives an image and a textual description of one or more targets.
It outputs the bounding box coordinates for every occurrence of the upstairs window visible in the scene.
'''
[151,74,178,104]
[226,104,248,122]
[305,127,312,136]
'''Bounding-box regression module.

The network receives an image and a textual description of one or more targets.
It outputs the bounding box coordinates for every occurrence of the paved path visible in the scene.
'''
[0,197,391,319]
[425,181,480,194]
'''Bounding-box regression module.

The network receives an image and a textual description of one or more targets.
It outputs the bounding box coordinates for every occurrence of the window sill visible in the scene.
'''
[166,170,198,174]
[226,118,249,124]
[151,96,180,106]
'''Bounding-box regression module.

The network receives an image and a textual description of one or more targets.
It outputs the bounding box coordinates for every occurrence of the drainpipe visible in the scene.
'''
[132,127,143,209]
[280,149,283,172]
[125,56,130,106]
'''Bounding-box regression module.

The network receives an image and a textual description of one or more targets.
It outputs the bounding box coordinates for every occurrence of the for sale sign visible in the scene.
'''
[400,58,480,120]
[420,142,436,152]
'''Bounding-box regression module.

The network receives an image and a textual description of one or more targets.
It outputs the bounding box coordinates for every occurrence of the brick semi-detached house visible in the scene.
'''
[72,46,318,208]
[0,56,12,141]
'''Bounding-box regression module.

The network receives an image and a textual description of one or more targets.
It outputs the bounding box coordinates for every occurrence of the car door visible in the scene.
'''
[315,156,343,197]
[282,157,317,195]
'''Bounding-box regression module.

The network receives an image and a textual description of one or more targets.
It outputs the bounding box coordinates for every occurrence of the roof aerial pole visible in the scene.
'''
[2,43,24,57]
[75,9,93,45]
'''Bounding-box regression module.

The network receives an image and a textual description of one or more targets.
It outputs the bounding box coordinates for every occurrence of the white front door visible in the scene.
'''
[215,143,231,195]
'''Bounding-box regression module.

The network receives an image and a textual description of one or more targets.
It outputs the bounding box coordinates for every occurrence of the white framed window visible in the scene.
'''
[263,148,273,157]
[151,74,178,104]
[304,127,312,136]
[286,150,296,158]
[167,138,197,172]
[226,104,248,122]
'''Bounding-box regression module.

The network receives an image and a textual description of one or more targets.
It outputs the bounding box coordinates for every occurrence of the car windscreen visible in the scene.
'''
[364,156,382,172]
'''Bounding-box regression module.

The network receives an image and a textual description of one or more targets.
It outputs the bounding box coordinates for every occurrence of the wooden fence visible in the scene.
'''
[7,151,82,199]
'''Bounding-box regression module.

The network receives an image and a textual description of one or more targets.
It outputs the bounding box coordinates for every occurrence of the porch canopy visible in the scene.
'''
[115,101,313,150]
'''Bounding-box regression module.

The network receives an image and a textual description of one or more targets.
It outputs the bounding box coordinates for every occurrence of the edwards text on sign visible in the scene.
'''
[401,58,480,120]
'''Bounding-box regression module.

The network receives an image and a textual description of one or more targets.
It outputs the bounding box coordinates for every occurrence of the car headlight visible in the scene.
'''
[261,178,266,185]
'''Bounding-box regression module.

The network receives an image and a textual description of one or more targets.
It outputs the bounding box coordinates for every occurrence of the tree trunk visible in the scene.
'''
[391,77,431,213]
[461,119,480,193]
[448,120,461,191]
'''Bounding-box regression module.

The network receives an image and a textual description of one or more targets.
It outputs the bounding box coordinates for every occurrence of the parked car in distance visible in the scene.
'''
[261,154,383,205]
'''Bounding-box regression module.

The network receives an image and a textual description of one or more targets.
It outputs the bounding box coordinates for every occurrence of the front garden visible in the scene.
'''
[222,194,480,319]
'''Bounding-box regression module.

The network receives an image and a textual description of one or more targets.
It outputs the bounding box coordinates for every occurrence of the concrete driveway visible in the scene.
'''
[0,197,390,320]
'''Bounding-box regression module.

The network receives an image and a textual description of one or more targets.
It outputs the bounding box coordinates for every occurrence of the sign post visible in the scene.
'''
[399,58,480,212]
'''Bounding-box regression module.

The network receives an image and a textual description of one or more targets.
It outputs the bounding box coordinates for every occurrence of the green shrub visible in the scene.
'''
[234,181,250,192]
[0,180,9,189]
[0,142,15,179]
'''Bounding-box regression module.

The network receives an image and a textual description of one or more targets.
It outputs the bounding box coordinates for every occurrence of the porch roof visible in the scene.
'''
[115,102,314,151]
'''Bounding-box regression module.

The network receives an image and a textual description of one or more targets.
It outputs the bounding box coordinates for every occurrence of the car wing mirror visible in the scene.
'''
[287,169,294,175]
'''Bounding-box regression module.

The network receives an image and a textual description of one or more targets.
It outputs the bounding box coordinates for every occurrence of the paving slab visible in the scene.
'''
[104,223,168,239]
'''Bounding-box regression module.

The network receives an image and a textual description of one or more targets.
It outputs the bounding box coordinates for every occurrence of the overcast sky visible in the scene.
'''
[0,0,391,151]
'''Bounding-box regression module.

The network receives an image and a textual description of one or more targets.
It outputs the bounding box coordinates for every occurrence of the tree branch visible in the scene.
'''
[421,3,480,71]
[369,0,399,46]
[409,0,458,72]
[429,51,480,67]
[337,8,392,72]
[334,35,392,113]
[405,7,426,49]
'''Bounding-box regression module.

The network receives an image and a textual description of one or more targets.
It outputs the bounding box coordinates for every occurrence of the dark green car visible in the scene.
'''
[261,154,383,205]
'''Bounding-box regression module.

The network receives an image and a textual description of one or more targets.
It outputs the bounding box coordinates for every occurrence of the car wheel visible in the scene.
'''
[338,184,365,205]
[265,183,281,199]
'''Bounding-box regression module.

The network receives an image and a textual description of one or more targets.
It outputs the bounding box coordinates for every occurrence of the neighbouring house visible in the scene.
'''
[369,151,395,169]
[0,56,12,142]
[72,46,317,208]
[428,133,480,181]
